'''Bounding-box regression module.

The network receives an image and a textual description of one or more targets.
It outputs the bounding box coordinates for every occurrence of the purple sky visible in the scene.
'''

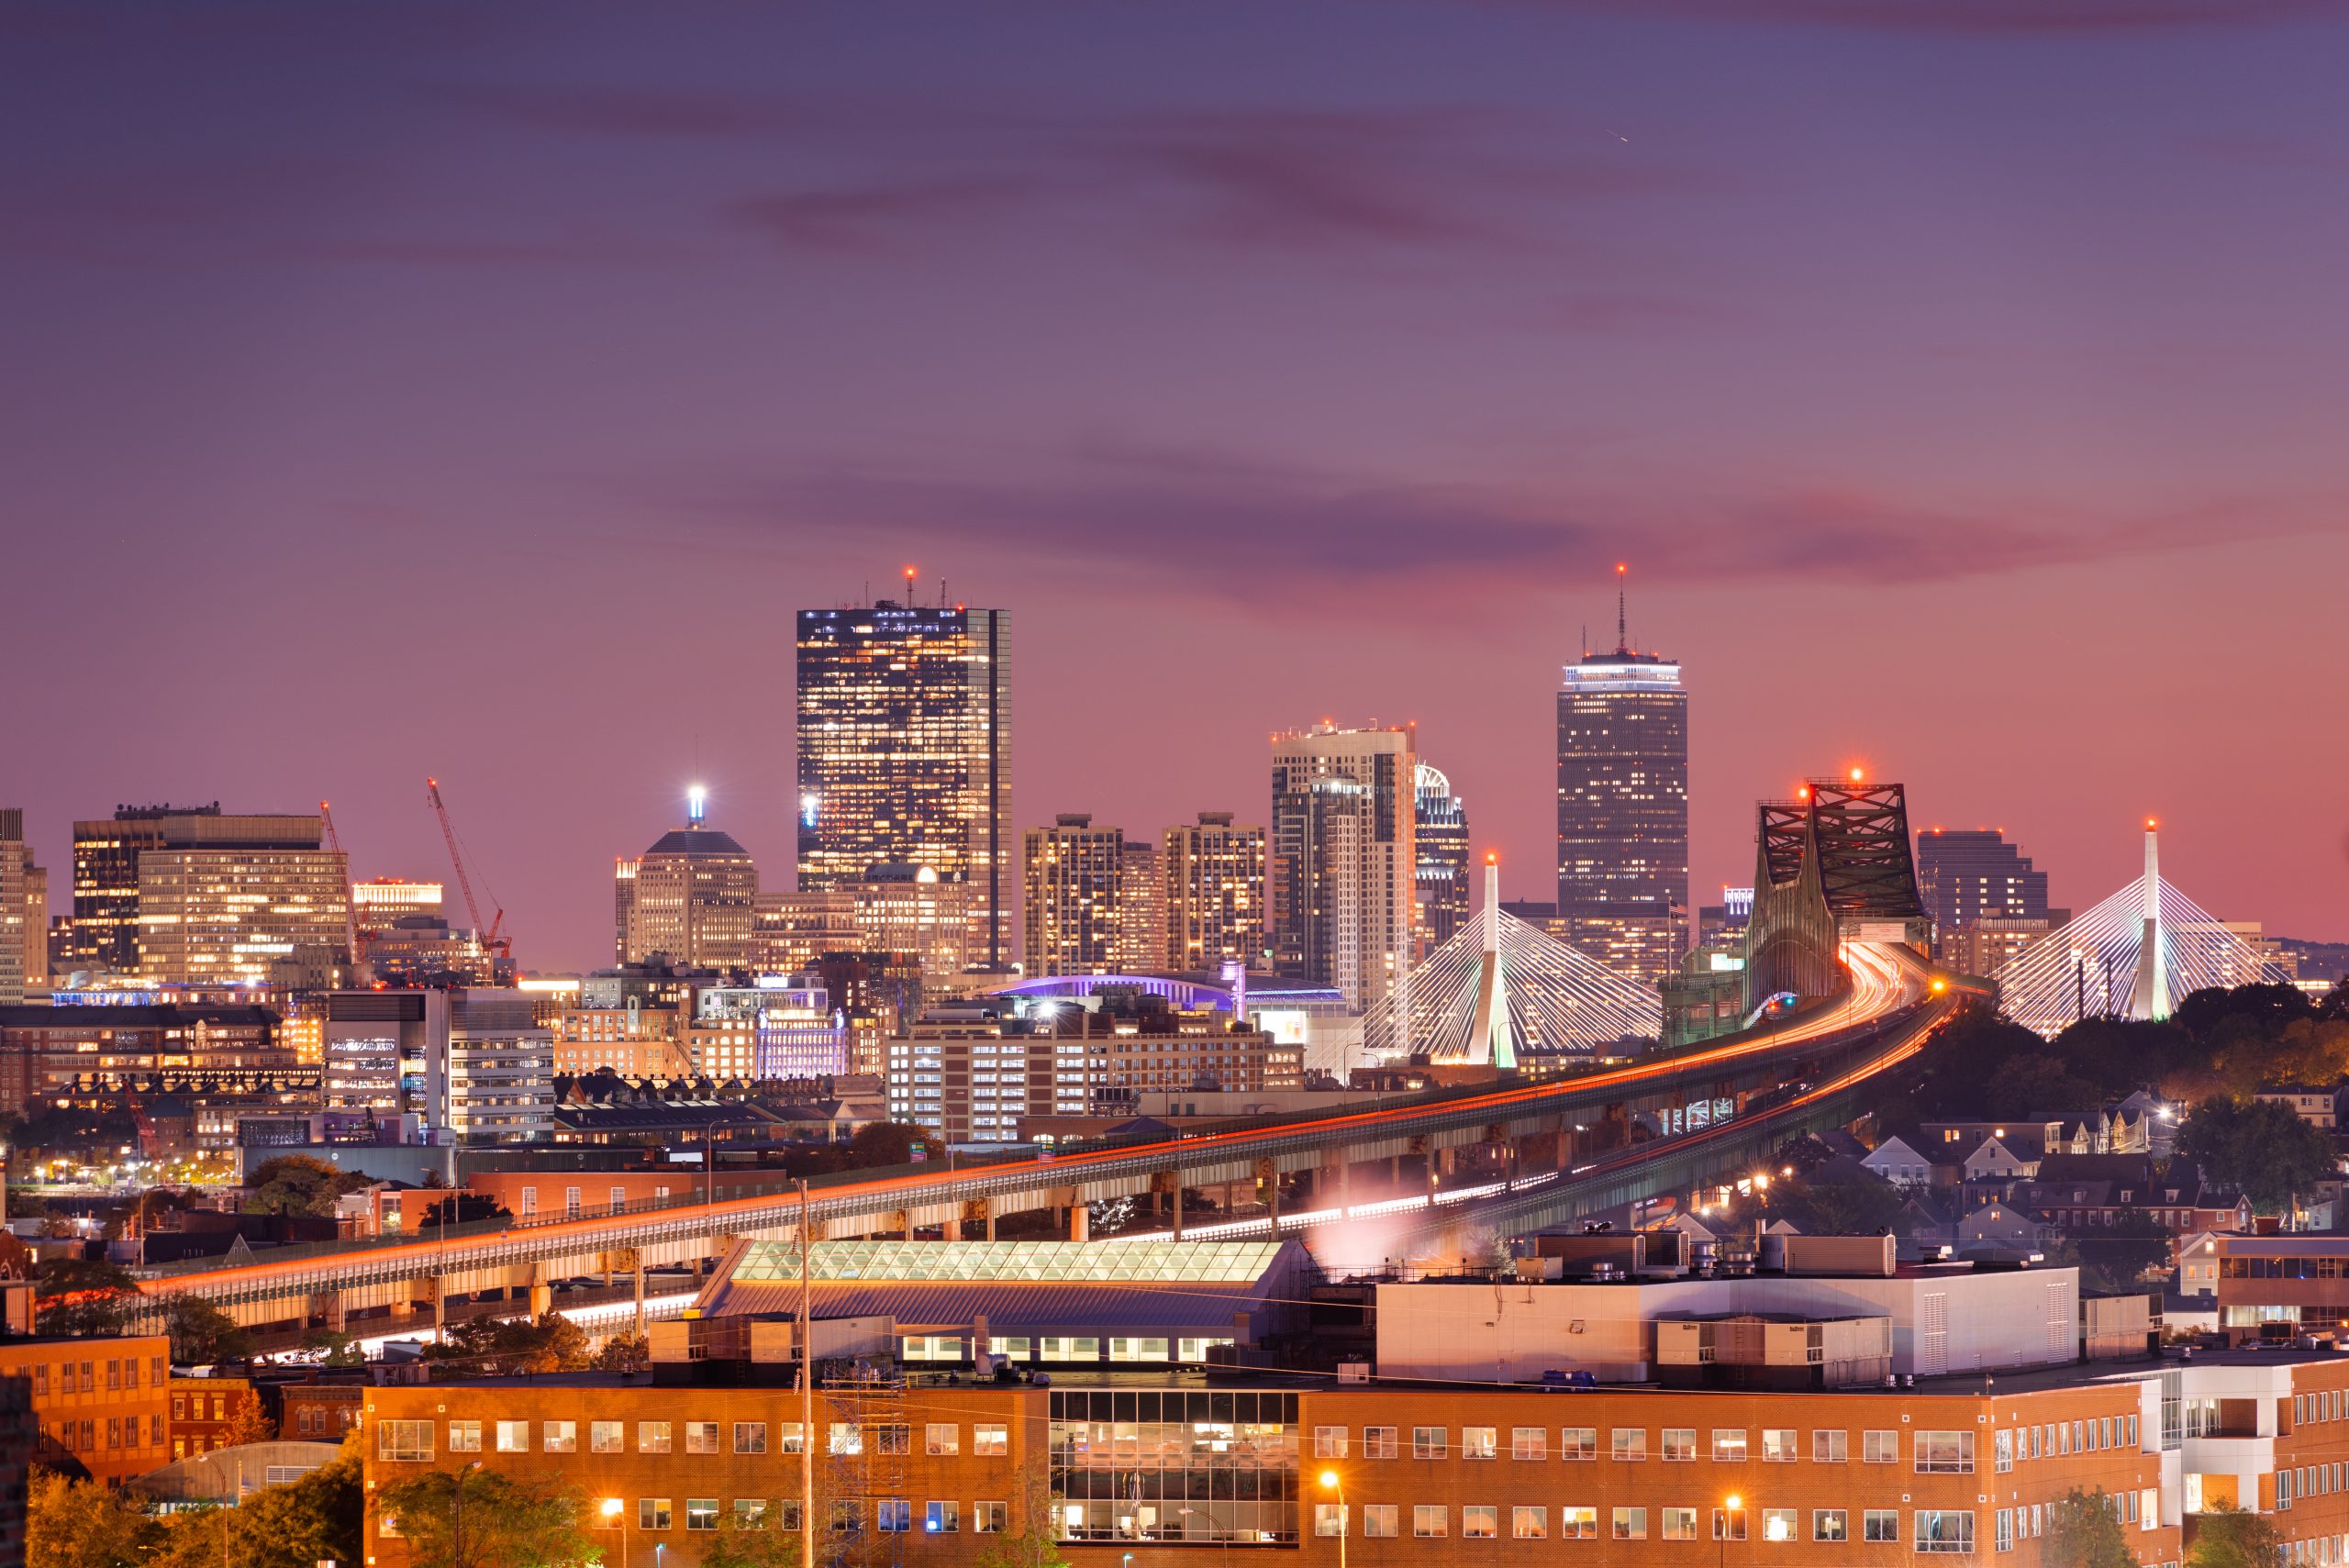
[6,0,2346,969]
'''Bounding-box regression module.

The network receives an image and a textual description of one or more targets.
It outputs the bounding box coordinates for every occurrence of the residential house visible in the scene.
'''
[2255,1085,2340,1130]
[1860,1134,1932,1185]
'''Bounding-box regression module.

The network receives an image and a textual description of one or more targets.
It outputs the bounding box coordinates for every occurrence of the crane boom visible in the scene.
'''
[425,777,510,960]
[319,799,362,967]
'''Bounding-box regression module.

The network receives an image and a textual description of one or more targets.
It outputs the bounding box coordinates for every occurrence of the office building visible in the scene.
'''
[19,852,46,995]
[889,993,1300,1142]
[1412,765,1470,959]
[796,598,1011,970]
[1269,723,1417,1019]
[1939,916,2058,981]
[0,1004,295,1119]
[362,914,497,987]
[1162,812,1265,975]
[1698,886,1753,950]
[1024,816,1158,978]
[317,988,551,1141]
[616,791,760,973]
[1916,829,2054,955]
[1556,595,1688,924]
[856,866,981,988]
[67,806,347,983]
[552,1000,690,1081]
[0,810,24,1004]
[748,887,862,976]
[689,984,848,1082]
[352,880,443,946]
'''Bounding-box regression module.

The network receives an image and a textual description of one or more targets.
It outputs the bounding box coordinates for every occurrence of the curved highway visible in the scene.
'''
[139,941,1969,1312]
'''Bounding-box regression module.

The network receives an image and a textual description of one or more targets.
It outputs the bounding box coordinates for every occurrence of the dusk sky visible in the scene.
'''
[6,0,2346,968]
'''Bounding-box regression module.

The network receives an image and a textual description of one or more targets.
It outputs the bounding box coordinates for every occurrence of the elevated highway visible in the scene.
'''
[130,939,1969,1339]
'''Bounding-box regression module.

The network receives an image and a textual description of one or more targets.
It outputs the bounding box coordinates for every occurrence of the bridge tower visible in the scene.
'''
[1466,854,1516,1070]
[1742,775,1930,1010]
[2126,819,2168,1021]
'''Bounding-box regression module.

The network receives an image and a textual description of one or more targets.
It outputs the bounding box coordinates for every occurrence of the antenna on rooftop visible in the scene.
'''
[1617,562,1629,653]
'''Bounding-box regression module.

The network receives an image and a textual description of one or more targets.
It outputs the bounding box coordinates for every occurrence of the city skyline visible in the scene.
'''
[6,3,2347,965]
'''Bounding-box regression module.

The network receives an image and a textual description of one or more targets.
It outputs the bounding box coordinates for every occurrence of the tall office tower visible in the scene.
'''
[1916,829,2054,954]
[1023,814,1130,977]
[1269,722,1417,1018]
[0,810,24,1004]
[616,789,761,973]
[1556,584,1688,926]
[1412,763,1471,958]
[1163,812,1266,974]
[796,596,1011,970]
[352,879,444,948]
[69,805,348,981]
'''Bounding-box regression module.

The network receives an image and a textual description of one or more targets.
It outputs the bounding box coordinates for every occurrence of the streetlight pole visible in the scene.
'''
[601,1496,629,1568]
[1720,1492,1741,1568]
[1319,1470,1345,1568]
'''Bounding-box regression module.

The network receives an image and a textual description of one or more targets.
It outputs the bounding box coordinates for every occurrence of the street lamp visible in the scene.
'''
[601,1496,629,1568]
[1319,1470,1346,1568]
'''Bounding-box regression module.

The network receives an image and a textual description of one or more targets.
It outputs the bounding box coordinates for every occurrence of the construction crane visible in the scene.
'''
[425,777,511,963]
[318,799,363,971]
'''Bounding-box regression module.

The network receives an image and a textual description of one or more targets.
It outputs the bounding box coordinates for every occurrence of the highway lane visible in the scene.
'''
[140,943,1958,1306]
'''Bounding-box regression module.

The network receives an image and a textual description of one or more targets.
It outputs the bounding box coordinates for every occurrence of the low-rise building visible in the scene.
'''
[168,1372,261,1458]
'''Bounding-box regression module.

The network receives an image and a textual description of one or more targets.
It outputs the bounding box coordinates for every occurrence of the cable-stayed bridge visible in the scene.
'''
[1997,820,2273,1037]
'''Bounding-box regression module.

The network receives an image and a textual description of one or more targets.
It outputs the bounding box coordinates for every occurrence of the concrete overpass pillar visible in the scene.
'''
[962,1197,994,1241]
[1068,1200,1088,1243]
[633,1257,647,1337]
[1254,1157,1279,1220]
[528,1262,552,1318]
[323,1293,347,1334]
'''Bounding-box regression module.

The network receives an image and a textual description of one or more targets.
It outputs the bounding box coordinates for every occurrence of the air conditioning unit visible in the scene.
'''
[1338,1362,1372,1384]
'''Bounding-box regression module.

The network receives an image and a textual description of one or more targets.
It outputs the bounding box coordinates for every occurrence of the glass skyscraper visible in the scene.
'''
[796,598,1010,971]
[1555,624,1688,924]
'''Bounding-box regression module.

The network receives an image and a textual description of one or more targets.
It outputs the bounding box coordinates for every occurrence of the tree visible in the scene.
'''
[423,1313,592,1375]
[2175,1095,2338,1213]
[164,1296,251,1364]
[150,1434,363,1568]
[421,1194,511,1228]
[972,1469,1068,1568]
[27,1470,165,1568]
[34,1256,139,1337]
[593,1331,649,1373]
[373,1467,599,1568]
[2072,1207,2174,1295]
[242,1154,369,1218]
[1984,1053,2103,1121]
[300,1328,366,1366]
[220,1395,278,1447]
[2188,1504,2284,1568]
[2042,1489,2137,1568]
[845,1121,941,1169]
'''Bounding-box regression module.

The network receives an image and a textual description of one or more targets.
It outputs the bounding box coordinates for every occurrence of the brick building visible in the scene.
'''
[363,1369,2179,1568]
[168,1373,261,1459]
[0,1333,171,1485]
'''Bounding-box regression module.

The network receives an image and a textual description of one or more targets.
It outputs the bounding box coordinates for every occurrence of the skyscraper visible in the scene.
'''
[0,810,25,1005]
[1163,811,1266,974]
[796,596,1010,970]
[1915,828,2054,940]
[1023,814,1157,977]
[1270,722,1416,1018]
[1556,584,1688,926]
[1412,763,1470,957]
[616,788,760,973]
